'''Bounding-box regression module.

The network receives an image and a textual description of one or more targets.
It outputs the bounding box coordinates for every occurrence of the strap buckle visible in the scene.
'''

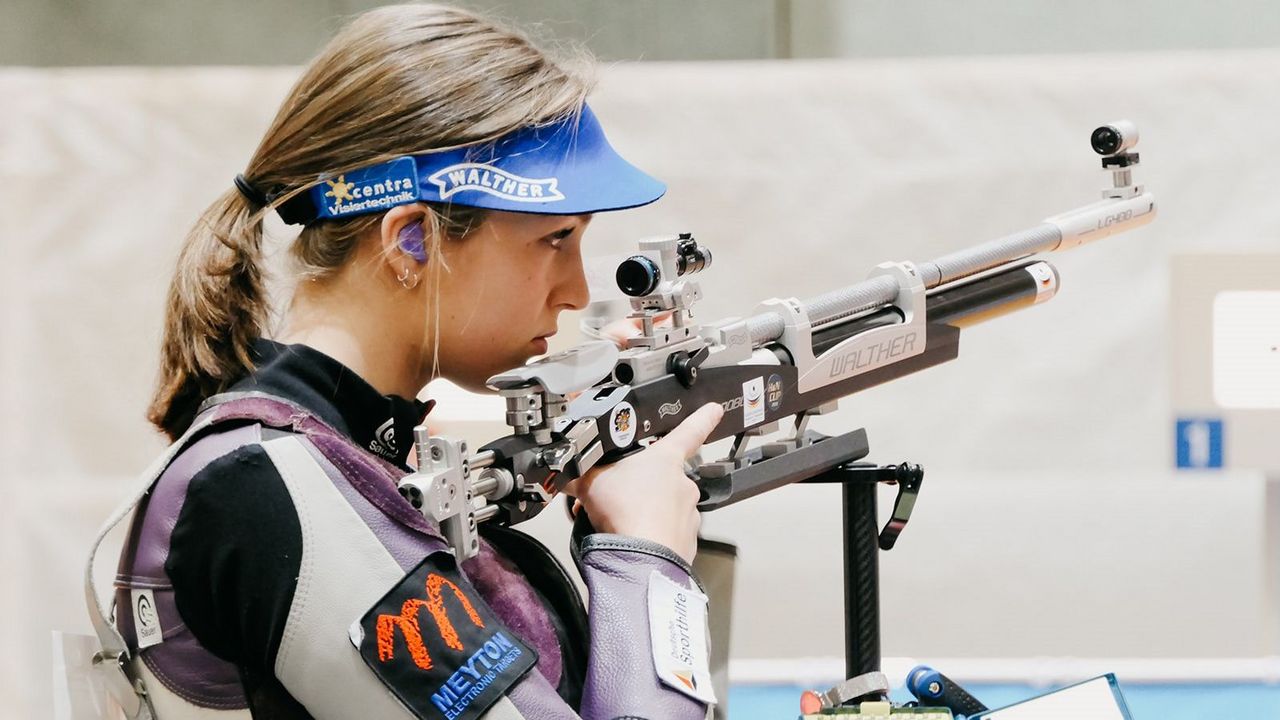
[90,649,152,720]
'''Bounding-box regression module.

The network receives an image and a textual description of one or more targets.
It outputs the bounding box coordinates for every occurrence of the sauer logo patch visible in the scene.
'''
[351,552,537,720]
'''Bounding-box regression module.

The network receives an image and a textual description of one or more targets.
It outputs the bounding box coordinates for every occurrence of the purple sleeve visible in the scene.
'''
[491,534,713,720]
[574,534,711,720]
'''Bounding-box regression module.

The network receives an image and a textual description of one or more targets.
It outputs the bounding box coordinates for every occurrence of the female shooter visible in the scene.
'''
[105,5,722,719]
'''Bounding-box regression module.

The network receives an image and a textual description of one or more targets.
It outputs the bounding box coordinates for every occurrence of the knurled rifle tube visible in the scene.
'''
[746,223,1063,345]
[917,223,1062,289]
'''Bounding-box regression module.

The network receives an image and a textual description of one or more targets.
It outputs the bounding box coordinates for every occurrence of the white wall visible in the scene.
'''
[9,1,1280,66]
[790,0,1280,58]
[4,49,1279,717]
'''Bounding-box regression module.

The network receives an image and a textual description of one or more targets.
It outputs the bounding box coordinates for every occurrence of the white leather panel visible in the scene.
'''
[262,437,417,720]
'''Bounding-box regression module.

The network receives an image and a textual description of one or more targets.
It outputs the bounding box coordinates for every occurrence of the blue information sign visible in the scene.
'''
[1175,418,1224,469]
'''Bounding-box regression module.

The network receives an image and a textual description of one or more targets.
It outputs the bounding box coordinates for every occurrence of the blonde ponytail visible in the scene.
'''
[148,191,269,438]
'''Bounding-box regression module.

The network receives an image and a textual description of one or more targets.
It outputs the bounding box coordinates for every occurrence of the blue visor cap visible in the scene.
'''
[292,105,665,223]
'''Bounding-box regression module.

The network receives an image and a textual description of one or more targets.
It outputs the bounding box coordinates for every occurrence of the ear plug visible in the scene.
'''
[398,221,428,263]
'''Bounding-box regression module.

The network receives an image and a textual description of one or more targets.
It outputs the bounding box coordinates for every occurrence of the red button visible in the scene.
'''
[799,690,823,714]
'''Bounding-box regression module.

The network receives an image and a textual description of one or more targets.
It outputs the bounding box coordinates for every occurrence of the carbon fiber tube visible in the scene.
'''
[844,480,881,680]
[746,223,1063,345]
[926,261,1057,328]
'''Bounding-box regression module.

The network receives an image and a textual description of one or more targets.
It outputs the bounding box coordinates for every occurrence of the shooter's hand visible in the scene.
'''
[561,402,723,563]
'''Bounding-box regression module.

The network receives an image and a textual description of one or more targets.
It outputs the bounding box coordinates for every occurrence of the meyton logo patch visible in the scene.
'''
[428,163,565,203]
[320,157,420,219]
[351,552,536,720]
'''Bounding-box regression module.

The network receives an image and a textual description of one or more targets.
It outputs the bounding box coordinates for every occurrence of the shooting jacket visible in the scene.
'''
[111,341,711,720]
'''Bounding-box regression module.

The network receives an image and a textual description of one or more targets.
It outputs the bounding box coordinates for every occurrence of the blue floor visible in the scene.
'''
[729,682,1280,719]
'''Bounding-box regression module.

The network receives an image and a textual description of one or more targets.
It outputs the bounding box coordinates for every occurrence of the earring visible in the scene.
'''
[396,266,420,290]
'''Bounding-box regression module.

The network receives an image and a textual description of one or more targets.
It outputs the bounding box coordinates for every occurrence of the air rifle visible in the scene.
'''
[398,121,1156,560]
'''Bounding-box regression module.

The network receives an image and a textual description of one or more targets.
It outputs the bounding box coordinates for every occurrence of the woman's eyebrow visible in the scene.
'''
[549,215,591,234]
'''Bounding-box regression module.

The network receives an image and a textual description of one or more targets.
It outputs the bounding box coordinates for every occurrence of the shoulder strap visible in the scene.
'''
[82,408,230,719]
[81,392,351,719]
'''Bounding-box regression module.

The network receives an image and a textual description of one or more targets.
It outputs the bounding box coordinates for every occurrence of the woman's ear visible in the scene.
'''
[379,204,431,270]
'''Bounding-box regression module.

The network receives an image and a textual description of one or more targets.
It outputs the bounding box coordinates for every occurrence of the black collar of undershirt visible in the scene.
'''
[229,339,433,467]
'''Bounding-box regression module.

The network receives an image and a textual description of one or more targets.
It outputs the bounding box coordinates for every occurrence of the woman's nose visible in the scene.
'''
[555,260,591,311]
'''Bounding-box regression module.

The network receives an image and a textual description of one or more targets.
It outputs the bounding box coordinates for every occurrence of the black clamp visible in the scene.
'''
[1101,152,1140,168]
[878,462,923,550]
[822,462,924,550]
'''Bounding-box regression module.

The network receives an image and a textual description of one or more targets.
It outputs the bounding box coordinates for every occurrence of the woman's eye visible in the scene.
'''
[546,227,575,248]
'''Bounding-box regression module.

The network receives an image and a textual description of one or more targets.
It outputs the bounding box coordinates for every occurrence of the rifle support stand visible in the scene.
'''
[804,457,924,704]
[694,425,923,709]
